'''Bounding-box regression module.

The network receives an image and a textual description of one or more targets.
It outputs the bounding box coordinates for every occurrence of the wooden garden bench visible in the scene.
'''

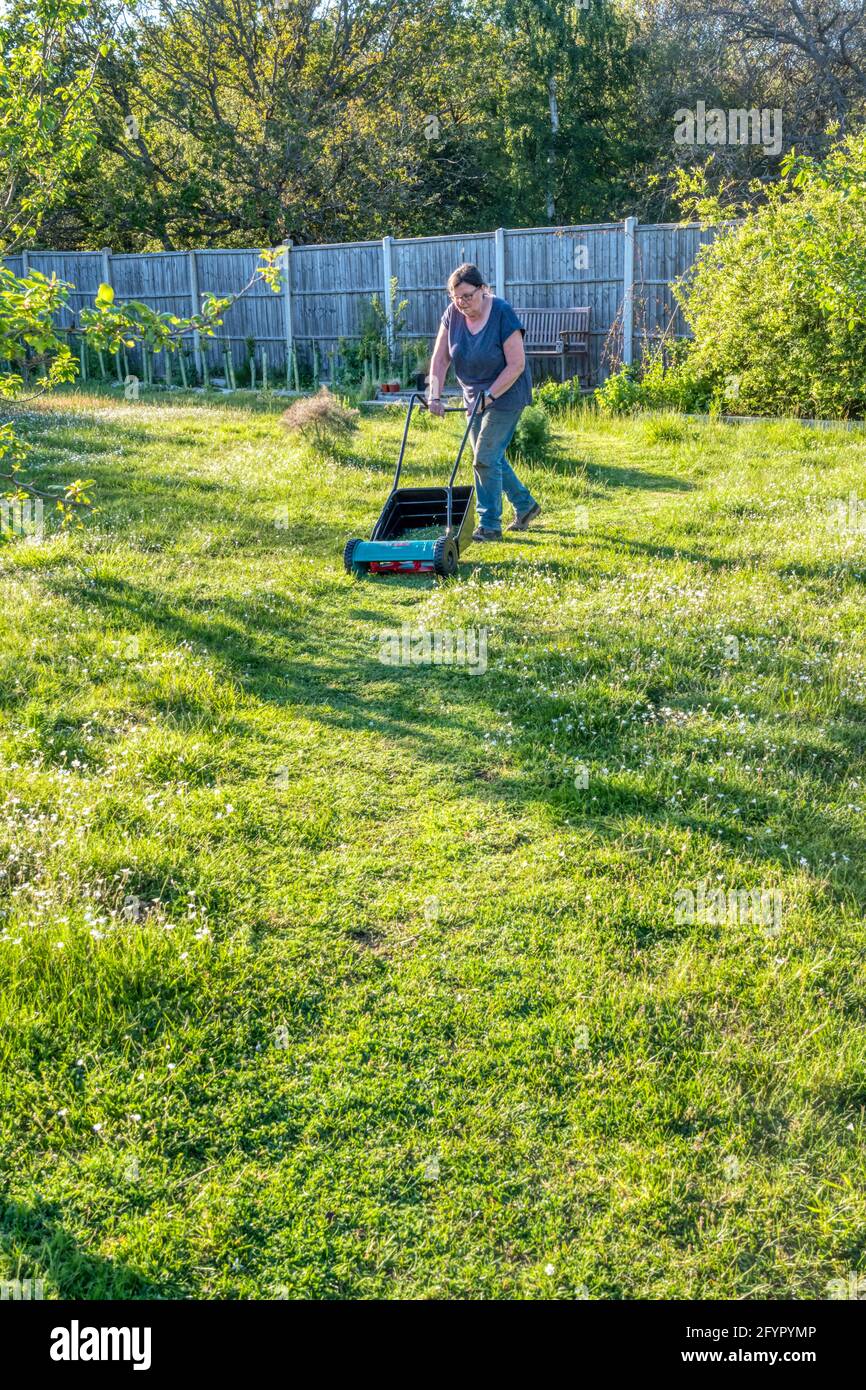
[516,306,591,385]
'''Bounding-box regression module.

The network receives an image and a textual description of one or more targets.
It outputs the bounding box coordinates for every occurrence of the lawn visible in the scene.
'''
[0,387,864,1300]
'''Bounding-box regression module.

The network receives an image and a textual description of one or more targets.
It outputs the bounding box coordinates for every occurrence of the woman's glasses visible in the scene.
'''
[451,286,481,304]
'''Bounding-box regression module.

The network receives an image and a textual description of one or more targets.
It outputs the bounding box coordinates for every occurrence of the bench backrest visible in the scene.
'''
[516,307,591,347]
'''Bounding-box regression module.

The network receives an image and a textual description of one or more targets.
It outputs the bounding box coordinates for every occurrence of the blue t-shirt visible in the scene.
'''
[441,296,532,413]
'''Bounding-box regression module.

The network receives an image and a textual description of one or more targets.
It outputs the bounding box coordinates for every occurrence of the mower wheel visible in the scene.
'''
[343,537,366,575]
[433,536,459,578]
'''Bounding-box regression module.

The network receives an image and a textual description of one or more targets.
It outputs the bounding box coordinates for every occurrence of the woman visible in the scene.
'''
[427,263,541,541]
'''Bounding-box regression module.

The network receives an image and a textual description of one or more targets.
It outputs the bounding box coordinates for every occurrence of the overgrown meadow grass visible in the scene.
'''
[1,386,864,1299]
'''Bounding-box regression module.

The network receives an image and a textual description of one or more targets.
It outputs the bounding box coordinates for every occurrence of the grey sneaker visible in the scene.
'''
[472,527,503,542]
[507,502,541,532]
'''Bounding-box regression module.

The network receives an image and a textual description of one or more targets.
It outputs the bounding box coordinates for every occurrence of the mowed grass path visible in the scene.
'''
[1,387,864,1299]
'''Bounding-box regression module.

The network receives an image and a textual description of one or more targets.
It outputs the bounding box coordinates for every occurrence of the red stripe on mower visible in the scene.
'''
[369,560,433,574]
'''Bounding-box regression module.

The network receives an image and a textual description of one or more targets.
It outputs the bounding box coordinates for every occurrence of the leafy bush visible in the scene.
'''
[666,130,866,419]
[591,131,866,421]
[594,364,642,415]
[280,388,359,456]
[535,378,583,414]
[511,404,552,462]
[594,352,713,417]
[638,349,714,414]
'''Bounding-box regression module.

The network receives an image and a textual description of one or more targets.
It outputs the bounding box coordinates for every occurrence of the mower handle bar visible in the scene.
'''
[388,392,484,533]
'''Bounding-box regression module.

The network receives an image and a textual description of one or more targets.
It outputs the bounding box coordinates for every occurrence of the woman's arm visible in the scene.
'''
[485,329,525,403]
[427,322,451,416]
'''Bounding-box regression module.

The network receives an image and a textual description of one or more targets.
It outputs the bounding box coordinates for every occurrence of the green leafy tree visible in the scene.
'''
[36,0,657,247]
[0,0,105,251]
[469,0,646,226]
[45,0,468,250]
[0,0,283,526]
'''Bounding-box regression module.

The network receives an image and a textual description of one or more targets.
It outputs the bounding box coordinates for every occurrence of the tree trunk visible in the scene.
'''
[546,71,559,222]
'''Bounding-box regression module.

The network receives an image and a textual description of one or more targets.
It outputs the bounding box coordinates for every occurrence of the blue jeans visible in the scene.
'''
[469,407,536,532]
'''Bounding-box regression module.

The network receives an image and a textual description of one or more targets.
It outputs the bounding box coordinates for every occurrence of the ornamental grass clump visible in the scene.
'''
[280,387,359,456]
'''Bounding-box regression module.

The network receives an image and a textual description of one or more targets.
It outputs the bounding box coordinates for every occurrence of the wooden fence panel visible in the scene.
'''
[6,221,722,385]
[505,224,624,383]
[634,223,719,357]
[392,232,496,351]
[25,251,104,329]
[292,241,380,373]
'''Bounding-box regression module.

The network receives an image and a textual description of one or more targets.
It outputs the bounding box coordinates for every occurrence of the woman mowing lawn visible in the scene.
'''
[427,262,541,542]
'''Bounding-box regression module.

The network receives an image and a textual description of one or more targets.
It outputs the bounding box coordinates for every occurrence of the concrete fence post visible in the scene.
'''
[382,235,395,359]
[188,249,203,380]
[622,216,637,366]
[494,227,506,298]
[281,240,294,378]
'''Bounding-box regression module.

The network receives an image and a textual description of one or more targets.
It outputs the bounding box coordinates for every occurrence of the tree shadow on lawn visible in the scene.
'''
[21,415,863,893]
[1,1197,167,1299]
[16,403,165,451]
[40,563,866,901]
[598,533,866,586]
[23,468,310,556]
[582,461,695,493]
